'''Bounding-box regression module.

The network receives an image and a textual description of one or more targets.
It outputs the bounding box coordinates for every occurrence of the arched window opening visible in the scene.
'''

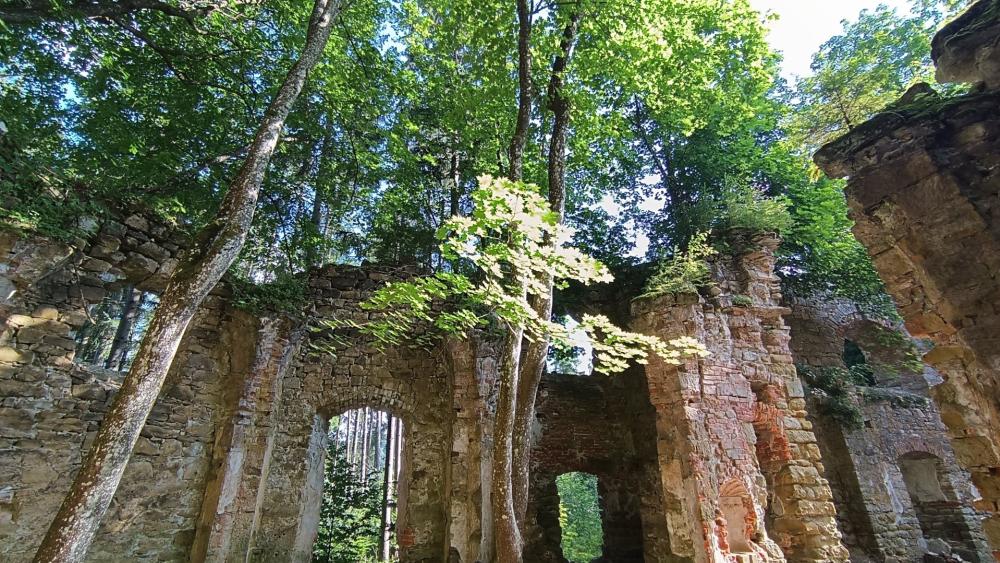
[718,480,756,555]
[555,472,604,562]
[73,286,159,371]
[842,339,876,385]
[313,407,404,563]
[547,315,594,376]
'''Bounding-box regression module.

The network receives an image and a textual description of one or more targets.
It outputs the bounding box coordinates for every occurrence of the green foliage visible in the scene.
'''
[313,436,386,563]
[772,148,898,319]
[717,182,792,234]
[5,0,965,335]
[228,274,307,315]
[786,0,972,153]
[0,134,100,241]
[641,232,717,298]
[797,364,876,429]
[556,473,603,563]
[731,295,753,308]
[318,176,707,373]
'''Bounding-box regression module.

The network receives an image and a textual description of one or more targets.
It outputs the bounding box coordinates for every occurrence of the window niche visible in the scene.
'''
[73,285,158,371]
[898,451,979,558]
[718,480,756,555]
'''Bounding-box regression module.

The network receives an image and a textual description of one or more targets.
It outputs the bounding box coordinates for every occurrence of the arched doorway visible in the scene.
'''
[313,407,405,562]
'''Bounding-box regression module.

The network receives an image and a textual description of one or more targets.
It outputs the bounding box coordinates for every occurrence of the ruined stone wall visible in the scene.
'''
[0,220,477,563]
[630,233,847,563]
[523,370,661,563]
[0,216,226,562]
[814,1,1000,553]
[0,220,928,563]
[197,264,464,563]
[787,296,990,562]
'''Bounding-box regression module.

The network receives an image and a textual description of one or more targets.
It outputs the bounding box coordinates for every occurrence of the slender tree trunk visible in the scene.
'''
[511,8,581,527]
[507,0,532,182]
[346,409,355,466]
[32,3,341,561]
[378,416,394,561]
[351,409,362,477]
[492,320,526,563]
[104,286,140,370]
[361,407,371,478]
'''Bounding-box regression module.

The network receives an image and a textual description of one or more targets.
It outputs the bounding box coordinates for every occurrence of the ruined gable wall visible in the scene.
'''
[787,296,990,562]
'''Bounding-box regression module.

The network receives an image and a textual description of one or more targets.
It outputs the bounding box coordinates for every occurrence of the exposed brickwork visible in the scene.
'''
[10,221,973,563]
[631,233,847,563]
[523,371,660,563]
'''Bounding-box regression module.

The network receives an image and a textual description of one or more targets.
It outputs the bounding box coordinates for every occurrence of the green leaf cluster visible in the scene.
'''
[797,364,873,429]
[318,176,707,374]
[641,232,717,298]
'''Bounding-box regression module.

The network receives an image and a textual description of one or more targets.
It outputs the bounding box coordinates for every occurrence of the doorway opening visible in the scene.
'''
[555,472,604,562]
[313,407,404,563]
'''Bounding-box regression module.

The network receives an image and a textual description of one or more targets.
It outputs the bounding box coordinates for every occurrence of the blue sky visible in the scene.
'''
[749,0,912,79]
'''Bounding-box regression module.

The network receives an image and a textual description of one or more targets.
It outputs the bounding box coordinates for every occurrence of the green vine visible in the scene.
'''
[797,364,873,429]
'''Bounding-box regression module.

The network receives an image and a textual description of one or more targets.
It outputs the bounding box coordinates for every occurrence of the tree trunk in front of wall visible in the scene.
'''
[492,325,526,563]
[31,2,342,561]
[511,7,580,530]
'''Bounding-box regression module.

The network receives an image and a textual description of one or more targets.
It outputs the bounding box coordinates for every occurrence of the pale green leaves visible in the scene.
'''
[317,175,706,374]
[578,314,708,375]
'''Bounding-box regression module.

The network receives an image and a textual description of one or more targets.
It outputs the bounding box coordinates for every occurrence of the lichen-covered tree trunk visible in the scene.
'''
[511,8,581,528]
[491,322,526,563]
[31,2,341,561]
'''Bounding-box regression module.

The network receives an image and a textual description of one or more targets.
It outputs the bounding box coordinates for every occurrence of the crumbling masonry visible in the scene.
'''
[2,2,999,561]
[0,219,847,563]
[816,0,1000,557]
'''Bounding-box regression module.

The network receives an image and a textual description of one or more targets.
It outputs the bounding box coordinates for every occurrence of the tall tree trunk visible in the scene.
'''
[346,409,356,466]
[104,286,140,370]
[492,319,526,563]
[361,407,371,478]
[507,0,532,182]
[32,3,341,561]
[511,8,581,528]
[353,408,363,478]
[379,416,394,561]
